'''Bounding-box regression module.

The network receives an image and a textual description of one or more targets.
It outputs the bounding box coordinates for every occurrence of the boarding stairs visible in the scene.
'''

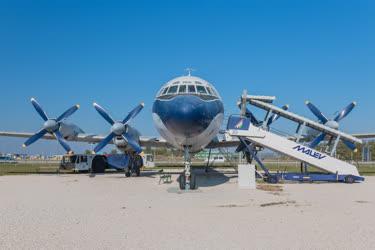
[227,116,363,181]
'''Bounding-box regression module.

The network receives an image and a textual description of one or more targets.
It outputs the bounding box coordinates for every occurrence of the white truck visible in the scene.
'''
[60,153,155,174]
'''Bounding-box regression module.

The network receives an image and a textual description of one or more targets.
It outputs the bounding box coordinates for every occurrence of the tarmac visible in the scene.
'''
[0,172,374,249]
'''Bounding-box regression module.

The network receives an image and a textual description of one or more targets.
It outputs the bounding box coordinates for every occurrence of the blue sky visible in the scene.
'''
[0,0,374,155]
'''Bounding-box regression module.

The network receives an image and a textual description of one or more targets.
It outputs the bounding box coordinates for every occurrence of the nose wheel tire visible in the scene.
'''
[178,173,197,190]
[178,174,186,190]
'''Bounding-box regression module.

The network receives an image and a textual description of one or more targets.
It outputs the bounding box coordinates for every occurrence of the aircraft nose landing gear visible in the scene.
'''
[178,146,197,190]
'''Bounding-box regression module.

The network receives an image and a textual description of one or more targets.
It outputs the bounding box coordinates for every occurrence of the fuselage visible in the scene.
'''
[152,75,224,152]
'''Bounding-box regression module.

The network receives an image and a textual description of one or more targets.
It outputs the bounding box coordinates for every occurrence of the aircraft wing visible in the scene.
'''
[139,136,171,148]
[248,99,362,145]
[0,131,106,144]
[0,131,173,148]
[352,133,375,139]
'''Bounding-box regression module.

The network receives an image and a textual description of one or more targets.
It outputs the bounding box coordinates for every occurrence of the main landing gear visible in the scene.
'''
[178,146,197,190]
[125,153,142,177]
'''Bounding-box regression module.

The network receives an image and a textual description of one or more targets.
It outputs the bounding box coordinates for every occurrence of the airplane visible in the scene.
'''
[0,73,238,190]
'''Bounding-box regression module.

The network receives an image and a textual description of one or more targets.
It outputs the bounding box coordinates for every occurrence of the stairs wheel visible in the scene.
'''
[344,175,355,184]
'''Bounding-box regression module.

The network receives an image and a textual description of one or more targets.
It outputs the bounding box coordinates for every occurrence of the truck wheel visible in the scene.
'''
[125,171,131,177]
[92,156,106,173]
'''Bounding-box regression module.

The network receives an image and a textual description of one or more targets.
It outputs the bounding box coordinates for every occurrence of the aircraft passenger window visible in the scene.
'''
[188,85,196,93]
[196,85,207,94]
[179,85,187,93]
[206,87,212,95]
[162,88,169,95]
[167,85,178,94]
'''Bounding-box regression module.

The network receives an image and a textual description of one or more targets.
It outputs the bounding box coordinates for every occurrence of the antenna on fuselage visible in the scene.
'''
[185,68,195,76]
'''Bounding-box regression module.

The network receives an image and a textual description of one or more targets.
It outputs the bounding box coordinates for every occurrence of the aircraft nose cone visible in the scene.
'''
[153,95,224,138]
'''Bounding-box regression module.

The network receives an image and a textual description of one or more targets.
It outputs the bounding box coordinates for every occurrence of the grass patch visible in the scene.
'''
[0,163,60,176]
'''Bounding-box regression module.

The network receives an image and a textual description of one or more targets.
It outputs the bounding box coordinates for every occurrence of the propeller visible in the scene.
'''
[266,104,289,127]
[22,98,79,152]
[93,102,144,153]
[305,101,357,151]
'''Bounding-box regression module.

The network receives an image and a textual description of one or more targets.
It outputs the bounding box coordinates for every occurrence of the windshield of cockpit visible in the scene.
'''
[157,81,219,98]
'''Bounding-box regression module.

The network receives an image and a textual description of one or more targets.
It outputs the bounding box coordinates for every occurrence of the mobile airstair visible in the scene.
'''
[227,115,364,183]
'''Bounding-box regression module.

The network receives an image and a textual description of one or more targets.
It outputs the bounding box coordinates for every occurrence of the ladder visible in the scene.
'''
[227,116,362,178]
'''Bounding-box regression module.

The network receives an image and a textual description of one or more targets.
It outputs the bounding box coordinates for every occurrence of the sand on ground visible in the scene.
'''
[0,172,374,249]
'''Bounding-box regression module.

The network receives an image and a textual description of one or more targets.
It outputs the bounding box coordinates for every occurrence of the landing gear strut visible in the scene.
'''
[124,153,142,177]
[179,146,197,190]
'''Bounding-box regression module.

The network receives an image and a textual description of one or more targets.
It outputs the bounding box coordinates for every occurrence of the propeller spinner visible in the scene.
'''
[92,102,144,154]
[22,98,80,152]
[305,101,357,151]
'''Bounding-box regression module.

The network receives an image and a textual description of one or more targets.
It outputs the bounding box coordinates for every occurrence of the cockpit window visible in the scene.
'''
[209,87,218,97]
[196,85,207,94]
[178,85,186,93]
[188,85,196,93]
[162,88,169,95]
[167,85,178,94]
[206,87,212,95]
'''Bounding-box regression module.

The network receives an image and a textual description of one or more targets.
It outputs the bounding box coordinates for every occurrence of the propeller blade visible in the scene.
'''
[309,133,326,148]
[305,101,328,124]
[334,102,356,122]
[123,103,145,124]
[54,130,72,152]
[122,133,142,153]
[93,103,115,125]
[343,139,357,151]
[31,98,49,121]
[267,104,289,127]
[94,133,115,153]
[23,129,47,147]
[56,104,80,122]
